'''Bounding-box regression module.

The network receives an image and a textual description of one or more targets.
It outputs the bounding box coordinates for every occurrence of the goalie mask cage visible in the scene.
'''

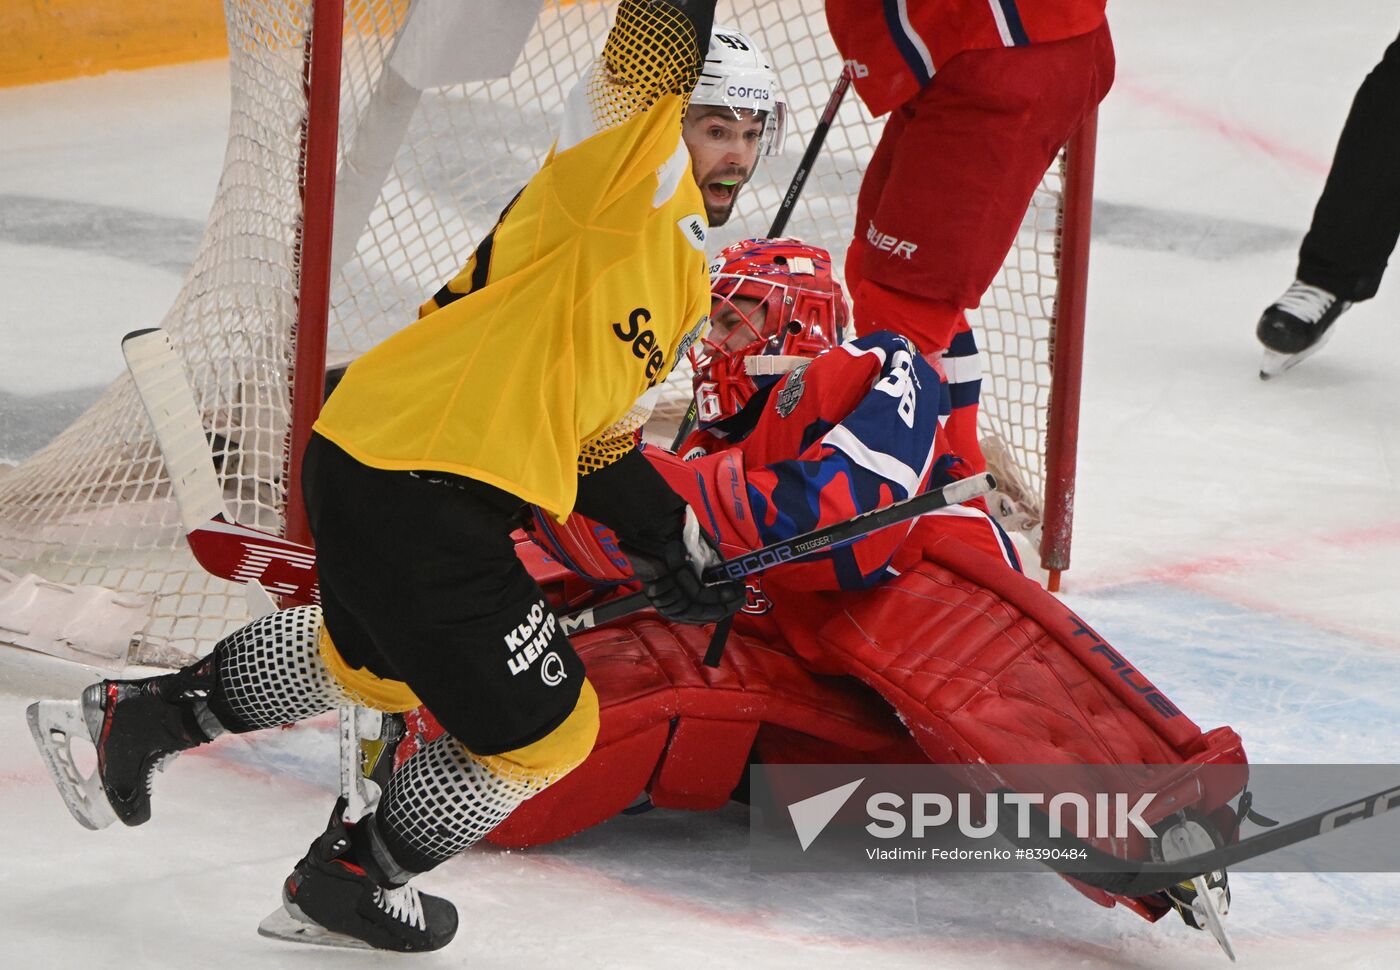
[0,0,1094,667]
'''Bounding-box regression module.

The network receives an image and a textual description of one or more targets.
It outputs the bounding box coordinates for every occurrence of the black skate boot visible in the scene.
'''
[1257,280,1351,379]
[258,798,458,952]
[27,655,225,829]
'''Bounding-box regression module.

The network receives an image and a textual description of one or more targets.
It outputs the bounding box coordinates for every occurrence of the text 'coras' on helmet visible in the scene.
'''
[690,25,787,156]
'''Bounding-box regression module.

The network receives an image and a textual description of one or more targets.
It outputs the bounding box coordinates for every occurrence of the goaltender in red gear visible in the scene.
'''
[394,238,1249,938]
[827,0,1115,472]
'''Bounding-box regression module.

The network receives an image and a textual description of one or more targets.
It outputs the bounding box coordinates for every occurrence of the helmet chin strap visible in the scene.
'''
[743,355,810,376]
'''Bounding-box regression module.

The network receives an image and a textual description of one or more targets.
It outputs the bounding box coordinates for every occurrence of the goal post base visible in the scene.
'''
[0,568,148,669]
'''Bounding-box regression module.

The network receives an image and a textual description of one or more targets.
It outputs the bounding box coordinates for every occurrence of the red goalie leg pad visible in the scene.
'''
[814,535,1247,857]
[487,615,920,848]
[753,722,925,767]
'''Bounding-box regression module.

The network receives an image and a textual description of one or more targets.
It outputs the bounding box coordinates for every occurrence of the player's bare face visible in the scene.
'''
[683,106,764,227]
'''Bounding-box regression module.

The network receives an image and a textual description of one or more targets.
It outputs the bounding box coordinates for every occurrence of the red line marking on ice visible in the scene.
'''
[0,770,51,787]
[1137,521,1400,586]
[1171,572,1400,651]
[1116,76,1332,176]
[1069,522,1400,650]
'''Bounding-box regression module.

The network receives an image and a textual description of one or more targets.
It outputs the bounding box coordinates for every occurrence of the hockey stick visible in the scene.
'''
[767,64,854,239]
[121,328,227,532]
[669,65,856,452]
[558,471,994,638]
[26,330,321,835]
[1011,779,1400,897]
[121,328,322,604]
[169,464,988,663]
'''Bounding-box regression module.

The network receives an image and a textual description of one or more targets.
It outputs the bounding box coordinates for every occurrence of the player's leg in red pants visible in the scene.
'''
[847,22,1115,470]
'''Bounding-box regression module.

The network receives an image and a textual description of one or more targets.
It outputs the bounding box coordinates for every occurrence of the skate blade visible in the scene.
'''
[25,700,118,831]
[1190,874,1236,962]
[1259,328,1335,379]
[257,905,373,950]
[1259,348,1303,379]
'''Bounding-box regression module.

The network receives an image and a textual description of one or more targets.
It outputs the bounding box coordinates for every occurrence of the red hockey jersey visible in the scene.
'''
[676,330,1017,670]
[826,0,1108,116]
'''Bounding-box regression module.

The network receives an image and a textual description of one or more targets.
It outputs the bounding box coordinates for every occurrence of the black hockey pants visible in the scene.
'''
[300,433,586,756]
[1297,30,1400,302]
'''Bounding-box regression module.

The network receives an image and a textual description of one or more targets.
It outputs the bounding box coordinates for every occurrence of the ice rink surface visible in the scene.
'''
[3,1,1399,966]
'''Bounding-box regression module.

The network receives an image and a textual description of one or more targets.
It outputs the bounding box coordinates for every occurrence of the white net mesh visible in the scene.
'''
[0,0,1074,664]
[974,166,1068,531]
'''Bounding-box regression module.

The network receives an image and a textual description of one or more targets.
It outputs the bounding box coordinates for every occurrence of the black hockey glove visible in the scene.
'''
[575,447,743,625]
[618,507,744,625]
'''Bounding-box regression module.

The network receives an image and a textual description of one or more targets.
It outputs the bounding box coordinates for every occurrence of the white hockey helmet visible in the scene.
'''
[690,26,787,156]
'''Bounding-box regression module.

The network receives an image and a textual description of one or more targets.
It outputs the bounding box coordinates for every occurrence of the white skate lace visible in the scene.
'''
[1273,281,1337,324]
[373,884,427,931]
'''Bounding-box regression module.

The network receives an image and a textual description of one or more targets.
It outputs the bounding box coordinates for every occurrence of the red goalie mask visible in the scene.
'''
[689,237,847,427]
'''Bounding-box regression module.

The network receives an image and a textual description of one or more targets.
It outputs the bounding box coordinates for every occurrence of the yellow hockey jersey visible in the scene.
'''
[314,0,711,520]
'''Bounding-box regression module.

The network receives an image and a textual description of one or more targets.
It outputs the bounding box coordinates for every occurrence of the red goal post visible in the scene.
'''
[0,0,1094,666]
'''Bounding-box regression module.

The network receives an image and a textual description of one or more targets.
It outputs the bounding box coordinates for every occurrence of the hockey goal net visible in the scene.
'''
[0,0,1092,667]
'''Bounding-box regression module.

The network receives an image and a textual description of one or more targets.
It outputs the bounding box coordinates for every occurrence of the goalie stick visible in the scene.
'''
[23,330,335,834]
[171,469,992,640]
[562,471,994,644]
[1012,779,1400,897]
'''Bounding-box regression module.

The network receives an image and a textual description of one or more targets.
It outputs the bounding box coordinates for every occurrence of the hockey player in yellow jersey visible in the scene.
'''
[316,14,785,520]
[28,1,788,952]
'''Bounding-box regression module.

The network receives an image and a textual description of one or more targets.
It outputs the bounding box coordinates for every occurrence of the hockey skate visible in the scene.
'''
[1257,280,1351,379]
[1156,815,1234,961]
[258,798,458,952]
[27,663,221,830]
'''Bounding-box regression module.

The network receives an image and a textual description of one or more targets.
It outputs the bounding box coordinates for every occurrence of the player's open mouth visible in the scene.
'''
[706,179,739,205]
